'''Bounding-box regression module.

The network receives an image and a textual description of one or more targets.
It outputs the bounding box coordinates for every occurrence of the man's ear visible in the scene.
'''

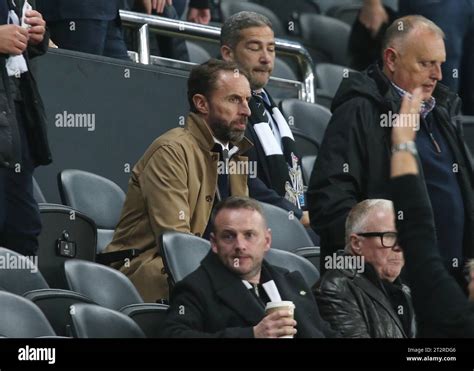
[192,94,209,115]
[221,45,233,61]
[210,232,218,253]
[384,47,398,73]
[264,228,272,252]
[350,234,362,256]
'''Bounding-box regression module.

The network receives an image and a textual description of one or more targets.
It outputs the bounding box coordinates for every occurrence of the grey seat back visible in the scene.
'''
[265,248,320,287]
[274,58,298,81]
[259,202,314,252]
[315,63,356,99]
[64,259,143,310]
[120,303,169,338]
[301,155,317,185]
[280,98,331,148]
[69,303,145,338]
[58,169,125,253]
[160,232,211,286]
[0,247,49,295]
[33,177,47,203]
[24,288,96,337]
[38,203,97,288]
[299,13,351,65]
[185,41,212,64]
[0,291,56,337]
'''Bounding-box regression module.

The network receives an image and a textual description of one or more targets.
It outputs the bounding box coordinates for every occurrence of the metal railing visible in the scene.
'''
[119,10,315,103]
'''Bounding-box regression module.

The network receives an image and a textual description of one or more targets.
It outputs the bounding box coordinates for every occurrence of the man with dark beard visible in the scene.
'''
[106,59,254,302]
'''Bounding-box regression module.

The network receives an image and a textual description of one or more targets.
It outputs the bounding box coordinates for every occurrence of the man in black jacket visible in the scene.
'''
[220,11,310,228]
[0,0,51,256]
[160,197,336,338]
[308,15,474,280]
[315,199,416,338]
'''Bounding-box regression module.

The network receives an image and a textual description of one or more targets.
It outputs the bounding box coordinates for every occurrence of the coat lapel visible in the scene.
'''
[352,275,407,337]
[202,252,265,325]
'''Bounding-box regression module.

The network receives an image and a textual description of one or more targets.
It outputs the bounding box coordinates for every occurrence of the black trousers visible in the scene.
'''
[0,101,41,256]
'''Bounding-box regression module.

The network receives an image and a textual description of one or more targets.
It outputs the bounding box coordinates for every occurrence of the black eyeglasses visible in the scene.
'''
[356,231,399,249]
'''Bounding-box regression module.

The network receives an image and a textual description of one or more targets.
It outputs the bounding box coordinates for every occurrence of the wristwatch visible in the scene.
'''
[391,141,418,156]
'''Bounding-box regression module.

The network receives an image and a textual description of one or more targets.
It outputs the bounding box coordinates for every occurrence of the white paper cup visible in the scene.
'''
[265,301,295,338]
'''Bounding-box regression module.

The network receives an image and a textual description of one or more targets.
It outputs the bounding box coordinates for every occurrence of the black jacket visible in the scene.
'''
[393,175,474,337]
[159,251,337,338]
[315,263,416,338]
[0,0,51,168]
[308,63,474,261]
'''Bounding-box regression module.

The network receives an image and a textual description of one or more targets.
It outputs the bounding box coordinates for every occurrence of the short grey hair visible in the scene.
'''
[220,11,273,49]
[382,15,445,54]
[344,199,394,253]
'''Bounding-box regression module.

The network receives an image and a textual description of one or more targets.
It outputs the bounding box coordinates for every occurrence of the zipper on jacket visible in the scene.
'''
[429,132,442,153]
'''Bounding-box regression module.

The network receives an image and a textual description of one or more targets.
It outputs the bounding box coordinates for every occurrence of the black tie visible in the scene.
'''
[213,144,230,200]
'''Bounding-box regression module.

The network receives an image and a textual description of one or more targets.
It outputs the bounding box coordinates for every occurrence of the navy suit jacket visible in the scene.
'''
[36,0,119,21]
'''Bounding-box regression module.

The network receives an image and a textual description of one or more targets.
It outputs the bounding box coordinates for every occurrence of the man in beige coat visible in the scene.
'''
[106,59,253,302]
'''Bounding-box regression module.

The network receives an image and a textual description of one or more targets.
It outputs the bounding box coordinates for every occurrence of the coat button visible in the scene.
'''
[205,195,213,202]
[300,290,306,296]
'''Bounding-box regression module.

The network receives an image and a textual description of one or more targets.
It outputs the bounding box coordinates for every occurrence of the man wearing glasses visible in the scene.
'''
[314,199,416,338]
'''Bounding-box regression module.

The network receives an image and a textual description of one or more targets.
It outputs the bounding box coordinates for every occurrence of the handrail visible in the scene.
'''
[119,10,315,103]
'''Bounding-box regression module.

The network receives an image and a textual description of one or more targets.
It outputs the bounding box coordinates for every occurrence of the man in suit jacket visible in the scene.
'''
[160,196,337,338]
[36,0,129,59]
[220,11,310,228]
[106,59,253,302]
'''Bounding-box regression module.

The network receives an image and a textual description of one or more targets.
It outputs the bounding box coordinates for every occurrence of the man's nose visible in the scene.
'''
[431,63,442,81]
[260,49,272,64]
[241,100,251,117]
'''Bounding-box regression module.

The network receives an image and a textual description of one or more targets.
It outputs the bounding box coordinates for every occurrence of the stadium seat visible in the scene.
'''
[326,3,362,26]
[69,303,145,338]
[274,57,298,81]
[38,203,97,288]
[279,98,331,148]
[316,63,356,100]
[265,248,320,287]
[185,41,212,64]
[0,247,49,295]
[290,127,320,159]
[64,259,143,311]
[301,155,317,185]
[160,232,211,287]
[259,202,314,251]
[315,0,362,14]
[33,177,47,203]
[23,289,95,337]
[299,13,351,65]
[0,291,56,337]
[58,169,126,253]
[220,1,286,37]
[120,303,169,338]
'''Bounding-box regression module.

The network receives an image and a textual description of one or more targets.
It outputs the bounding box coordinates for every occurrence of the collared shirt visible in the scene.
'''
[390,82,436,119]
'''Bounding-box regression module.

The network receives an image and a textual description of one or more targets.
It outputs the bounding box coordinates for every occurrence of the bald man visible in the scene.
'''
[307,16,474,284]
